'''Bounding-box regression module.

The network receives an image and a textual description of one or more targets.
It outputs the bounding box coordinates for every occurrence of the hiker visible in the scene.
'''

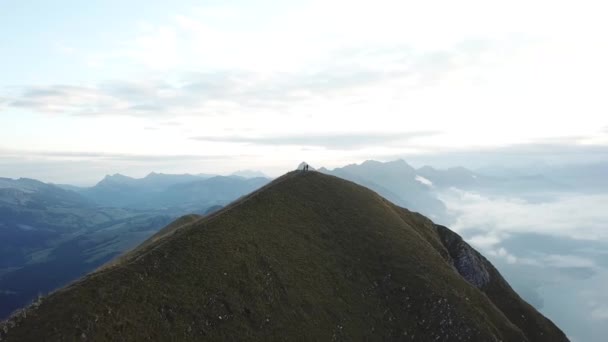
[298,162,311,172]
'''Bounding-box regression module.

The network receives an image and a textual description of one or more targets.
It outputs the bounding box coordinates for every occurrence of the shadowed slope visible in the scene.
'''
[0,171,567,341]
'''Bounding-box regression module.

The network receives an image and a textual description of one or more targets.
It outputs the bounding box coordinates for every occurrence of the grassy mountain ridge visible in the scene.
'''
[0,171,567,341]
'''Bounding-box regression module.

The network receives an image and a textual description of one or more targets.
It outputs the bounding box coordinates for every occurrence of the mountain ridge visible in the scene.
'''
[319,160,447,220]
[0,171,567,341]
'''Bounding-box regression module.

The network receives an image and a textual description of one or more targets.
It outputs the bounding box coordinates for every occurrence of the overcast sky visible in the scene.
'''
[1,0,608,184]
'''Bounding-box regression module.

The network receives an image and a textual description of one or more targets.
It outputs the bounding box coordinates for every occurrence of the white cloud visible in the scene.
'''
[542,254,597,269]
[591,307,608,321]
[415,175,433,187]
[487,247,518,264]
[440,190,608,240]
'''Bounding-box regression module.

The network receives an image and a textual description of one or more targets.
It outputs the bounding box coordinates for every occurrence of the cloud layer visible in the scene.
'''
[439,187,608,341]
[441,189,608,240]
[2,39,497,119]
[190,131,438,150]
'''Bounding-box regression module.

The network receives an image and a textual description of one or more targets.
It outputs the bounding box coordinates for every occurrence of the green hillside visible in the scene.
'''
[0,171,567,341]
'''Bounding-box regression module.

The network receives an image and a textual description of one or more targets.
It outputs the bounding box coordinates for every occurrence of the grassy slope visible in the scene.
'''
[1,172,566,341]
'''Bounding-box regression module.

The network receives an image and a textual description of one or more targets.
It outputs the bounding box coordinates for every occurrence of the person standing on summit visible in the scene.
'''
[298,162,311,172]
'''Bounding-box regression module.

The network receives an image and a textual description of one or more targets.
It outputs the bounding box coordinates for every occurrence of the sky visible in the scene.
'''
[1,0,608,184]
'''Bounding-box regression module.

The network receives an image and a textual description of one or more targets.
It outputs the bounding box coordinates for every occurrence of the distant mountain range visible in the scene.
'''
[320,160,447,221]
[78,172,270,212]
[0,177,173,318]
[318,159,562,223]
[0,173,271,319]
[476,161,608,193]
[0,171,567,341]
[230,170,269,179]
[0,177,94,209]
[318,159,595,221]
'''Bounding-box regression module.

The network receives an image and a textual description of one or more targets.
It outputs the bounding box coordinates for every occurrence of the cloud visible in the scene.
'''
[8,85,122,115]
[472,236,599,271]
[190,131,438,149]
[386,141,608,169]
[160,121,182,126]
[440,189,608,241]
[591,307,608,321]
[439,187,607,317]
[1,35,503,118]
[487,247,518,264]
[0,148,237,162]
[492,141,608,157]
[467,233,504,249]
[1,70,359,116]
[542,254,597,269]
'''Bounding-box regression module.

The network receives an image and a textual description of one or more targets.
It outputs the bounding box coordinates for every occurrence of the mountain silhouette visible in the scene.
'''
[0,171,567,341]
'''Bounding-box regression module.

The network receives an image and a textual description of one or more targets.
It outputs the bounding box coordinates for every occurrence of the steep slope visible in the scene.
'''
[0,171,567,341]
[321,160,447,220]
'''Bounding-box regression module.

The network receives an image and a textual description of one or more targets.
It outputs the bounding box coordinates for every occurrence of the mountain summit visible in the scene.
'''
[0,171,567,341]
[296,161,315,171]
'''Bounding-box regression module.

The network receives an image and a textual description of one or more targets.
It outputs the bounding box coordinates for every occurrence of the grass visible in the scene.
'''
[0,171,567,341]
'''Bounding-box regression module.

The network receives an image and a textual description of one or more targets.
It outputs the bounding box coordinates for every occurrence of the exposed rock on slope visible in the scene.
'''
[437,225,491,289]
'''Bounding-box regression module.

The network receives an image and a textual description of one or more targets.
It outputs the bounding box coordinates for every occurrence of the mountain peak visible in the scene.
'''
[296,161,315,171]
[357,159,415,171]
[418,165,436,172]
[0,171,566,341]
[230,169,268,179]
[101,173,133,181]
